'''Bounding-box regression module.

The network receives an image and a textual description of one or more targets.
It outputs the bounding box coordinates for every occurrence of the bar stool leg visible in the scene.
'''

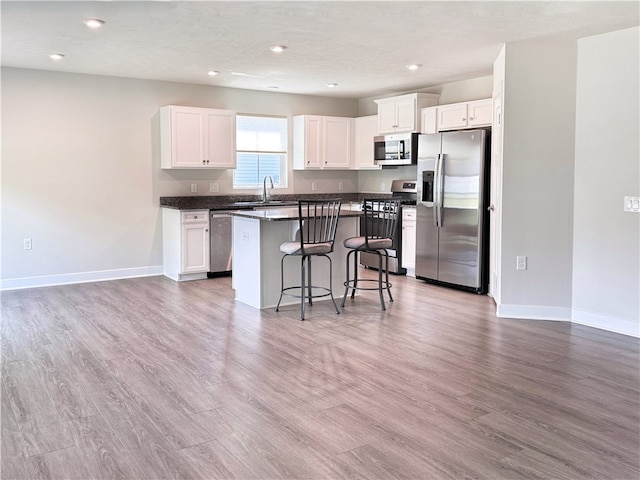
[326,255,340,314]
[385,249,393,303]
[307,255,313,306]
[351,250,358,299]
[341,249,352,307]
[300,255,307,320]
[276,255,286,312]
[377,250,386,310]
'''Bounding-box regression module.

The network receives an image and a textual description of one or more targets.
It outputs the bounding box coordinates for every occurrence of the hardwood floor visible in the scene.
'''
[2,272,639,479]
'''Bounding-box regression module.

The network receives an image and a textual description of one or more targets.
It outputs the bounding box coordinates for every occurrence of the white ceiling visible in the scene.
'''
[2,1,638,99]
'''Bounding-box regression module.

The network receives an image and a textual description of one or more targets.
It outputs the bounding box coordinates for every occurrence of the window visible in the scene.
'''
[234,115,288,188]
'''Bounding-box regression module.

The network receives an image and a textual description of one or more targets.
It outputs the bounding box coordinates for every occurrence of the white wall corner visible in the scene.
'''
[0,266,163,291]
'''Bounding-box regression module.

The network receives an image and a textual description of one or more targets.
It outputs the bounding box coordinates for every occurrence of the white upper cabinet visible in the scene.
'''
[467,99,493,127]
[293,115,353,170]
[435,99,493,131]
[421,107,438,134]
[354,115,380,170]
[160,105,236,169]
[374,93,440,134]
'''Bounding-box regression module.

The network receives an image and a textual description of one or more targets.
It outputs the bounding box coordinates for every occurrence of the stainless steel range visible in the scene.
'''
[360,179,417,275]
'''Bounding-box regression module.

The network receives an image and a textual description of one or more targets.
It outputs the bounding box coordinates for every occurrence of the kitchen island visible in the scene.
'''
[230,206,361,310]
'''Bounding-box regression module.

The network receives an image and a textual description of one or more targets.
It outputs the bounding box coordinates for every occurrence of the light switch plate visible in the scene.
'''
[624,196,640,213]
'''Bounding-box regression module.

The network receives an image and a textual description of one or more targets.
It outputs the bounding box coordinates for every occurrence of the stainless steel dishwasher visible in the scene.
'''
[209,211,233,276]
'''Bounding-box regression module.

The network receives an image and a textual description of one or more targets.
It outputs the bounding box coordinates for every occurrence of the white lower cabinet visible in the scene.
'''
[401,206,416,276]
[162,209,210,281]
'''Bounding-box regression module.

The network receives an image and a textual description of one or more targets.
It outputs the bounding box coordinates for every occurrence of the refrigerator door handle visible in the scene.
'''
[435,153,444,227]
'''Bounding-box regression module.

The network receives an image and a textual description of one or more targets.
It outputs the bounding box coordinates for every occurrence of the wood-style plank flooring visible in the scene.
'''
[2,272,639,479]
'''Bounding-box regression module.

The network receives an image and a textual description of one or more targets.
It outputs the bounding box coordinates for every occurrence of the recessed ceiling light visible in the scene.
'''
[406,64,422,71]
[326,83,338,88]
[269,45,287,53]
[83,18,105,29]
[49,53,65,60]
[207,70,220,76]
[267,86,279,90]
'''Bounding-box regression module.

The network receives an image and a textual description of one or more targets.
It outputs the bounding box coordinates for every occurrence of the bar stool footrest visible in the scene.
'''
[343,279,392,291]
[279,285,333,301]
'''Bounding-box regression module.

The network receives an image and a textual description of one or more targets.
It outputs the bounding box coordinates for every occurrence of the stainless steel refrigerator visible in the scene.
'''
[416,129,490,293]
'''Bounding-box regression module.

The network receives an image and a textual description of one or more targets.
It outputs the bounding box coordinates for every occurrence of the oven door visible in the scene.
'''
[358,211,405,275]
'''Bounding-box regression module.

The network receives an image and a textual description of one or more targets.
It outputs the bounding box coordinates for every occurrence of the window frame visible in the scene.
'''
[233,114,288,190]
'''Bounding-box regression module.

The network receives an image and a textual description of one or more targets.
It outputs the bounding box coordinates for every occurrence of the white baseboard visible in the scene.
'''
[496,302,639,337]
[0,266,164,291]
[496,303,572,321]
[572,308,640,338]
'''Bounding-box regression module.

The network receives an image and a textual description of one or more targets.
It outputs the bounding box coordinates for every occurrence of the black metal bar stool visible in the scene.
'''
[341,198,401,311]
[276,199,342,320]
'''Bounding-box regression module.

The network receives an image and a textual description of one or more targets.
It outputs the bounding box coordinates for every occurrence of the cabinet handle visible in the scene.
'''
[194,216,198,219]
[205,229,208,232]
[470,117,474,120]
[462,118,466,121]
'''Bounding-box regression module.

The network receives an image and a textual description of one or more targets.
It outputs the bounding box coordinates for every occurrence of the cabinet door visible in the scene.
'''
[354,115,380,170]
[171,107,206,167]
[437,103,468,131]
[323,117,352,168]
[377,101,397,134]
[467,99,493,127]
[402,209,417,269]
[421,107,437,134]
[204,109,236,168]
[304,116,323,169]
[181,222,209,273]
[394,97,417,132]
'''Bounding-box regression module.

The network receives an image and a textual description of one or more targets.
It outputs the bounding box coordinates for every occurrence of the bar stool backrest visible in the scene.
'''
[362,198,401,246]
[297,199,342,253]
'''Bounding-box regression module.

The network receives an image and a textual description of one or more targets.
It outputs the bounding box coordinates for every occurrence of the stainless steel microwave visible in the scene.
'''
[373,132,419,166]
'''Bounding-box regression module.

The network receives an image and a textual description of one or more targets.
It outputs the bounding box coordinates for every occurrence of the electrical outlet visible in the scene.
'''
[209,182,219,193]
[23,238,32,250]
[311,181,317,191]
[338,181,344,191]
[381,182,386,191]
[190,183,197,193]
[516,256,527,270]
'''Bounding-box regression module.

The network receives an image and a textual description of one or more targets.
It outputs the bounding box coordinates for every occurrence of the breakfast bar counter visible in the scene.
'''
[229,207,361,309]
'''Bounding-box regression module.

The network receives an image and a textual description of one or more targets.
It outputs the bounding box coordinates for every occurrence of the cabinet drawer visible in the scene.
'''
[402,207,416,220]
[181,211,209,223]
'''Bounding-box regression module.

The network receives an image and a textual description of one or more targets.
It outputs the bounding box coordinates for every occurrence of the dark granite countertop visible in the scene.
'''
[229,205,362,222]
[160,193,364,210]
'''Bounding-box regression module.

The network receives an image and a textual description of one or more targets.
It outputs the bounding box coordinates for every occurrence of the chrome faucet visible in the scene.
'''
[262,175,274,203]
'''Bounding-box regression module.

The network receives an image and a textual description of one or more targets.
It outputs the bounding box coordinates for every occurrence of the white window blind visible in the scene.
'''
[234,115,287,187]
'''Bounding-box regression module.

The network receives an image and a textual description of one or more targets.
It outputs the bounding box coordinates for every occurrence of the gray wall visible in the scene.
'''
[572,27,639,335]
[495,27,639,336]
[498,39,577,319]
[0,68,358,286]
